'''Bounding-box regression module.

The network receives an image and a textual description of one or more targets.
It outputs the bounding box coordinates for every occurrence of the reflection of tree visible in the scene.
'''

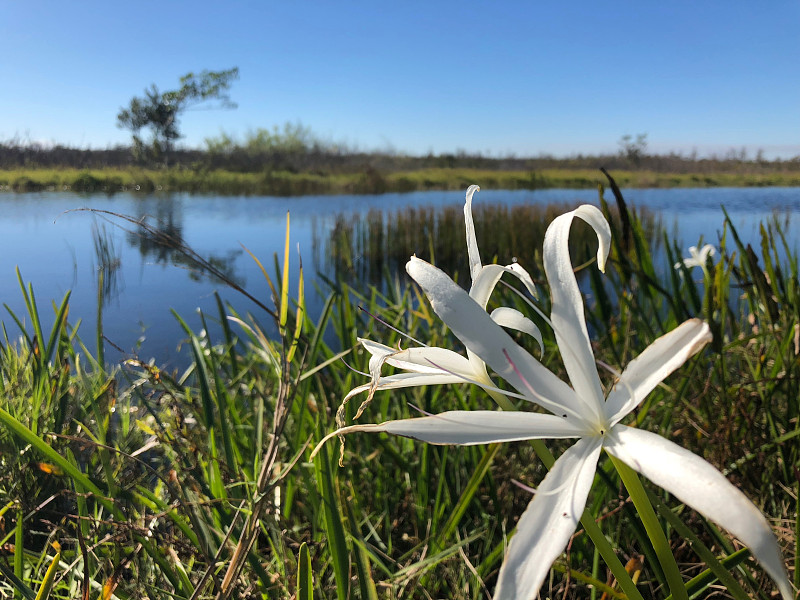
[126,203,184,264]
[125,209,244,288]
[98,197,243,287]
[74,205,276,319]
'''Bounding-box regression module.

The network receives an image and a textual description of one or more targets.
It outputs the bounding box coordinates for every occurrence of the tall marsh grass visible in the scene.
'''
[0,177,798,598]
[321,201,660,284]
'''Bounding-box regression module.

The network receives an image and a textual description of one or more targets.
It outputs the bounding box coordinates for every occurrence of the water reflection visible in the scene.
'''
[92,222,122,301]
[119,200,245,288]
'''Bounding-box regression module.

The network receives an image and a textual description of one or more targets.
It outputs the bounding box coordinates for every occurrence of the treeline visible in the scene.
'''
[2,130,799,176]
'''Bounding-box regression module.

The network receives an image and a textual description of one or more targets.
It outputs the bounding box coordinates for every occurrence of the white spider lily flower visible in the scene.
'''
[675,243,717,271]
[339,185,542,423]
[317,205,792,600]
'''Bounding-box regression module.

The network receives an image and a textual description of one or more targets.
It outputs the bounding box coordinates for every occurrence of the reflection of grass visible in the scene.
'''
[92,222,122,301]
[1,178,798,599]
[3,166,800,195]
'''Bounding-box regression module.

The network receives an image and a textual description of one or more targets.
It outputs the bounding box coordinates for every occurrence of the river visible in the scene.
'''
[1,187,797,367]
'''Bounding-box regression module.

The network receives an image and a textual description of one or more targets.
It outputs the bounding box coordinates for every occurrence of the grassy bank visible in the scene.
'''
[3,166,800,195]
[1,182,798,599]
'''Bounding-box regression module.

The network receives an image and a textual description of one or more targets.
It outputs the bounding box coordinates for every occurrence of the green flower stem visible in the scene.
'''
[486,388,517,412]
[531,440,645,600]
[609,454,689,600]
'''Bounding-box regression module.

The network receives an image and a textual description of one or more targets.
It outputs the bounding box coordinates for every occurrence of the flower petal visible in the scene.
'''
[345,373,469,402]
[605,425,792,600]
[470,264,506,309]
[697,244,716,262]
[678,244,717,270]
[494,436,603,600]
[605,319,712,425]
[543,205,611,417]
[490,307,544,355]
[407,257,586,423]
[464,184,482,281]
[360,338,477,376]
[372,410,585,444]
[389,346,476,375]
[470,263,538,309]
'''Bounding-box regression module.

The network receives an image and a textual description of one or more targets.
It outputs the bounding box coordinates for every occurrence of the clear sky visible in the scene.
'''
[2,1,798,158]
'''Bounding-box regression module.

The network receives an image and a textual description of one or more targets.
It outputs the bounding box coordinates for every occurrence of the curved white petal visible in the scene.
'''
[391,346,476,376]
[605,319,712,425]
[543,205,611,417]
[344,373,469,402]
[360,338,477,378]
[470,264,507,309]
[380,410,585,445]
[470,262,538,310]
[698,244,716,261]
[490,307,544,355]
[494,436,603,600]
[407,257,586,423]
[605,425,793,600]
[360,338,405,381]
[465,184,483,281]
[506,262,538,299]
[359,338,401,359]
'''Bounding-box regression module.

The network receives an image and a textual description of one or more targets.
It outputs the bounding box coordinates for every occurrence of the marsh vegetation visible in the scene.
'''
[0,178,798,599]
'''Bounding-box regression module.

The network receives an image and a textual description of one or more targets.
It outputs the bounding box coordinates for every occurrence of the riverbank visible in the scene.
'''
[3,166,800,196]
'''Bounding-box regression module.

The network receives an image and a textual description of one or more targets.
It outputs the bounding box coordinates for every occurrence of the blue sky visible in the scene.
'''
[2,1,798,158]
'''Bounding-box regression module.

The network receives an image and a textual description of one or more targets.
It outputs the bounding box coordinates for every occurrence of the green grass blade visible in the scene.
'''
[280,211,291,334]
[40,292,71,370]
[296,542,313,600]
[16,269,45,363]
[287,250,304,364]
[609,455,688,600]
[0,561,36,600]
[314,443,350,600]
[241,242,279,309]
[96,270,105,367]
[215,292,240,380]
[33,542,60,600]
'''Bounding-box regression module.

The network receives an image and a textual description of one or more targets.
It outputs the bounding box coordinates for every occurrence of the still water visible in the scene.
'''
[0,187,797,367]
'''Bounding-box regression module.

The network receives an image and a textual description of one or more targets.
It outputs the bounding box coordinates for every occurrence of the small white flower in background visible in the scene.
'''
[316,203,792,600]
[675,243,716,272]
[338,185,542,427]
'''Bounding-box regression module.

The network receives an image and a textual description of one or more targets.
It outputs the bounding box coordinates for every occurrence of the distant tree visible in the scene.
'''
[618,133,648,165]
[117,67,239,164]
